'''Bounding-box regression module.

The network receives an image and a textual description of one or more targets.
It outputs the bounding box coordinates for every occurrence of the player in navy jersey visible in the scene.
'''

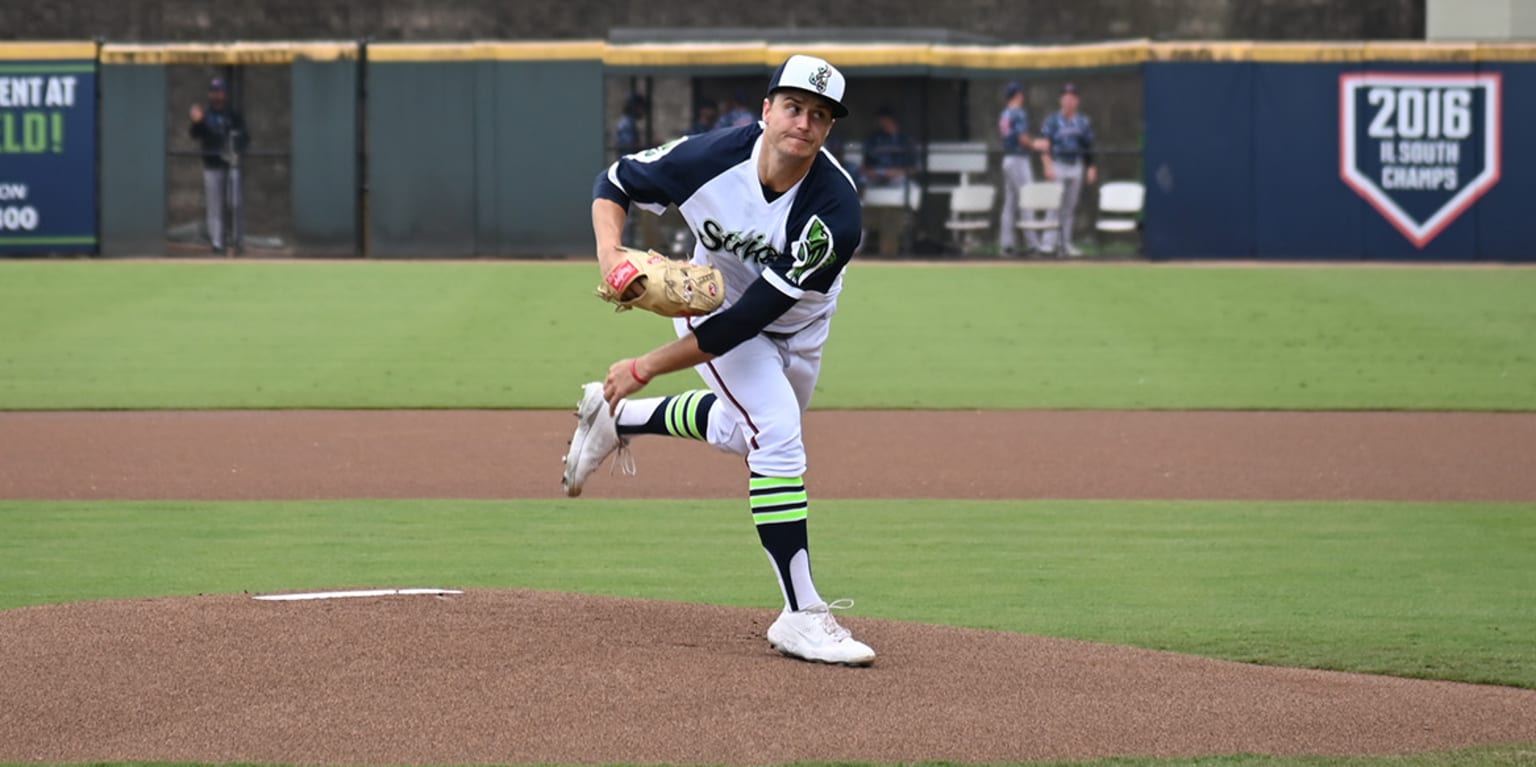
[997,81,1045,256]
[563,55,875,666]
[1040,83,1098,257]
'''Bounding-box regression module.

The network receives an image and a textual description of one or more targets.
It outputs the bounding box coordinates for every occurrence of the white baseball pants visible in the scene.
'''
[676,315,829,477]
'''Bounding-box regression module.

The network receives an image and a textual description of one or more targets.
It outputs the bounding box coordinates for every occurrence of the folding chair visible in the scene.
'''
[942,184,996,255]
[1095,181,1145,248]
[1016,181,1064,256]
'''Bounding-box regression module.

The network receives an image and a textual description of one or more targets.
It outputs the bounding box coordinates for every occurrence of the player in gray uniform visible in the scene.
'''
[563,55,876,666]
[188,77,249,254]
[1039,83,1097,257]
[996,81,1044,256]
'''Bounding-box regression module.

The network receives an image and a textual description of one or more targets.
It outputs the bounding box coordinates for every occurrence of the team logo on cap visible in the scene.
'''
[808,64,831,94]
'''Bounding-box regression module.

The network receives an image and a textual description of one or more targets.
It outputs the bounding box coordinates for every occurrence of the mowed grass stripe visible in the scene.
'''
[1,498,1531,689]
[0,261,1532,409]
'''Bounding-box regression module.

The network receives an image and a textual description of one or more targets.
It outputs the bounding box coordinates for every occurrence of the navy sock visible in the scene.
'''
[617,390,715,439]
[749,473,818,611]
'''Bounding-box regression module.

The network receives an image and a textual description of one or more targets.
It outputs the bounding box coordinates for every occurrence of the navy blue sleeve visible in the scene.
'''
[593,169,630,208]
[605,125,758,215]
[692,277,798,356]
[759,163,862,298]
[605,137,689,214]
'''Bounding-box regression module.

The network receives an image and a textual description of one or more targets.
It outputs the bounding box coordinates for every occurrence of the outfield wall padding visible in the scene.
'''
[365,57,604,258]
[99,64,166,257]
[11,39,1536,259]
[291,58,358,253]
[1144,60,1534,261]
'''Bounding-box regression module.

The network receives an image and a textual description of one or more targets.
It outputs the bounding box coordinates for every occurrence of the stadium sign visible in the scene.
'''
[1339,72,1501,248]
[0,57,97,255]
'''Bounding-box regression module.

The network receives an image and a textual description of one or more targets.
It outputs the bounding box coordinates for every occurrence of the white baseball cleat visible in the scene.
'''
[561,382,632,497]
[766,599,876,666]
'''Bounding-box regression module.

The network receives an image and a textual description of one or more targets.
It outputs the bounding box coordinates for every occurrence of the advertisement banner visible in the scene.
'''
[0,52,97,254]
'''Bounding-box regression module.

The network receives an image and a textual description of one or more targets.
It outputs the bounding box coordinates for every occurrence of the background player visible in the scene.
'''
[563,54,875,666]
[997,81,1045,256]
[1039,82,1098,257]
[188,77,249,255]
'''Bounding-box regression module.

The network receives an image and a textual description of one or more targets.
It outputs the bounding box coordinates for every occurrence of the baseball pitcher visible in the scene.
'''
[563,54,875,666]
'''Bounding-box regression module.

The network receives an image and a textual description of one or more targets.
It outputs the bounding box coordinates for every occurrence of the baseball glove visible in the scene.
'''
[595,248,725,318]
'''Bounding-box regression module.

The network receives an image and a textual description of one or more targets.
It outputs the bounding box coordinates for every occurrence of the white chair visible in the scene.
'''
[1095,181,1145,235]
[942,184,996,255]
[925,141,989,192]
[842,141,865,168]
[862,182,922,211]
[1016,181,1065,255]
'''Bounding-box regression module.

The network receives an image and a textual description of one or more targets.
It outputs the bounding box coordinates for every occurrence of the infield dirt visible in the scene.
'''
[1,409,1533,764]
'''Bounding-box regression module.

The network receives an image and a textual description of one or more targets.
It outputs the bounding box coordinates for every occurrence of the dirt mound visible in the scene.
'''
[2,590,1533,765]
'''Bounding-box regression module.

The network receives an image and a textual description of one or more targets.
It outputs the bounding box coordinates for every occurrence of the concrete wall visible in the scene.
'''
[1426,0,1536,40]
[1,0,1424,44]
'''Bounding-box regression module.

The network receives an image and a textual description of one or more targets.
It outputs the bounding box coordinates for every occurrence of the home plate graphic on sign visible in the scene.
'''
[1339,72,1501,248]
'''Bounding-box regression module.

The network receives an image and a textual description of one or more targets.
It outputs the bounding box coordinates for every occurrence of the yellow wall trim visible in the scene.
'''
[98,41,358,65]
[7,39,1535,68]
[368,41,605,62]
[0,41,97,61]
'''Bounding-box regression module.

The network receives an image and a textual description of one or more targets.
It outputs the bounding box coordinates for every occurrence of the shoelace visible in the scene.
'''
[808,598,855,640]
[609,438,637,477]
[606,400,637,478]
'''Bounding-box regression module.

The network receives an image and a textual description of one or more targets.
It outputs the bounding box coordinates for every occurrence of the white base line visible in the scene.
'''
[253,588,463,602]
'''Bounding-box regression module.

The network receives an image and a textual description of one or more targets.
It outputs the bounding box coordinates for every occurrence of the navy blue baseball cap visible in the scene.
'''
[1004,81,1023,99]
[767,55,849,118]
[1061,82,1079,95]
[209,77,226,91]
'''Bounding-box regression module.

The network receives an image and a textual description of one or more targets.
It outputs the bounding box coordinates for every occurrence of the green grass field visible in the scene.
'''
[3,499,1532,689]
[0,260,1533,409]
[2,260,1534,767]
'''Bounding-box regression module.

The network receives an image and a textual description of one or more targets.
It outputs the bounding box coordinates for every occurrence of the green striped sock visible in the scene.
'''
[616,390,715,440]
[663,390,712,440]
[750,474,819,611]
[749,475,808,525]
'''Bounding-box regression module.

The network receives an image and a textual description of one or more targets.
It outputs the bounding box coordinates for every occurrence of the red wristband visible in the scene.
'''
[630,358,651,385]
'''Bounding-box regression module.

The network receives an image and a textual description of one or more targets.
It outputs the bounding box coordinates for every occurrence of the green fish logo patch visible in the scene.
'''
[787,216,833,284]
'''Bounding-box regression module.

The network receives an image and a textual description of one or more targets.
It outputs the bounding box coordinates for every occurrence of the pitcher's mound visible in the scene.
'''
[2,590,1533,765]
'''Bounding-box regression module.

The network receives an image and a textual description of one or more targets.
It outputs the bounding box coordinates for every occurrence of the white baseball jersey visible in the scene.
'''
[605,123,862,334]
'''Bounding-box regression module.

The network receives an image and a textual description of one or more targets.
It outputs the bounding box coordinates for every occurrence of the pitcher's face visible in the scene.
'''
[761,92,835,161]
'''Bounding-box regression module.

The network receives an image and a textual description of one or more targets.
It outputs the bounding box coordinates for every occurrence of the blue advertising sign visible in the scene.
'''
[0,56,97,254]
[1339,72,1501,249]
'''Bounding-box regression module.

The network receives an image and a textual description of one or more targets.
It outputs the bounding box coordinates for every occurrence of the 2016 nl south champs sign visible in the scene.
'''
[1340,71,1501,249]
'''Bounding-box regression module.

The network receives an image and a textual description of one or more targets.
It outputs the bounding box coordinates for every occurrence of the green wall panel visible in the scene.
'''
[99,64,165,257]
[366,62,477,258]
[291,59,358,254]
[478,59,605,256]
[365,58,604,257]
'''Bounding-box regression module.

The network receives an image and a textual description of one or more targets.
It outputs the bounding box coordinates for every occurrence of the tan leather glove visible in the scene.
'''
[595,248,725,318]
